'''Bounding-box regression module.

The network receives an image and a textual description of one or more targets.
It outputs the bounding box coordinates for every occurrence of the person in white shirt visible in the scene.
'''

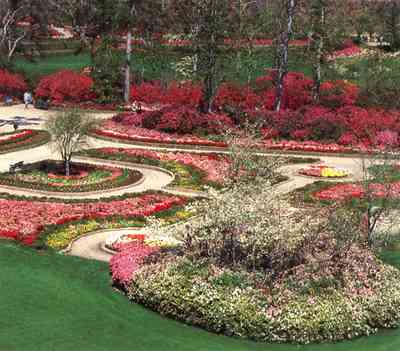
[24,91,33,109]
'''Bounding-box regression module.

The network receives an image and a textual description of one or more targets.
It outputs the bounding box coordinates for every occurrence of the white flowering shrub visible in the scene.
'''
[121,130,400,344]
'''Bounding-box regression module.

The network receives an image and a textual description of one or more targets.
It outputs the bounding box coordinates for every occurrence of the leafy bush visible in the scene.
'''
[140,106,205,134]
[0,69,27,96]
[35,70,95,103]
[128,258,400,343]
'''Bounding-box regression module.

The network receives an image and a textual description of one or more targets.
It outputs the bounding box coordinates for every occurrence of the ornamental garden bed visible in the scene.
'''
[0,130,50,154]
[298,164,349,178]
[293,164,400,203]
[77,148,230,190]
[0,191,186,246]
[0,160,143,193]
[109,204,400,344]
[77,148,304,191]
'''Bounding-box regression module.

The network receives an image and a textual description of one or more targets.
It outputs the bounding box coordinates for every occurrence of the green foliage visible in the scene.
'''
[91,37,124,103]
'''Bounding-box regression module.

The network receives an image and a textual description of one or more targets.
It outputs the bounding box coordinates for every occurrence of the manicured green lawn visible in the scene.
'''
[14,48,312,85]
[1,240,400,351]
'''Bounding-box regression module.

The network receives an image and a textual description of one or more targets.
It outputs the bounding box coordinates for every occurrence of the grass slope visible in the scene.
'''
[1,241,400,351]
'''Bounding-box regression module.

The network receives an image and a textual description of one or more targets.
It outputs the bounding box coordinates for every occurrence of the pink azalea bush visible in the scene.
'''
[110,242,159,287]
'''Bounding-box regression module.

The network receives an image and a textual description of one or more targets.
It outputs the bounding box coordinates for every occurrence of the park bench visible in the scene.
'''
[9,161,25,173]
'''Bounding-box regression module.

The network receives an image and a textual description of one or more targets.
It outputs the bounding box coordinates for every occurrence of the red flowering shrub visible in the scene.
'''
[302,106,345,141]
[203,113,235,134]
[338,132,358,146]
[163,81,202,107]
[130,81,164,105]
[259,71,313,110]
[338,106,400,142]
[112,112,144,127]
[131,81,202,108]
[141,106,204,134]
[319,80,359,108]
[35,70,95,103]
[214,83,261,111]
[0,70,27,96]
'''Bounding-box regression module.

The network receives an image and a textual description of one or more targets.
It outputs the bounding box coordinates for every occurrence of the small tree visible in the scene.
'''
[45,110,97,176]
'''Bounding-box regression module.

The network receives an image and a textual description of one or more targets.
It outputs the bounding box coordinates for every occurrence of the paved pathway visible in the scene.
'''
[0,105,378,261]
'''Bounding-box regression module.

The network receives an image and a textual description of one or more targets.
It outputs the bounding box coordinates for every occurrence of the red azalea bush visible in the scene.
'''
[130,81,164,105]
[259,71,314,110]
[141,106,204,134]
[35,70,96,103]
[130,81,202,108]
[163,81,202,107]
[319,80,359,108]
[214,83,261,112]
[0,69,27,96]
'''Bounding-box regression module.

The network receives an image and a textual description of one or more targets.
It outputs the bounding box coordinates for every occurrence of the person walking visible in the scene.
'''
[24,91,33,109]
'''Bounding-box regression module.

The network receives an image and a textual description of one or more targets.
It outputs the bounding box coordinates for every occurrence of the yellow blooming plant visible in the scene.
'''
[321,167,348,178]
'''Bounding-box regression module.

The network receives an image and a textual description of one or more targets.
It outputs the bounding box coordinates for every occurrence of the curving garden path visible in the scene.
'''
[0,105,380,261]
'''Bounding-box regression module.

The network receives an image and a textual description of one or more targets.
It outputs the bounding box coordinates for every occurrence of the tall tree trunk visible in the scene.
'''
[312,4,325,101]
[124,31,132,103]
[274,0,296,112]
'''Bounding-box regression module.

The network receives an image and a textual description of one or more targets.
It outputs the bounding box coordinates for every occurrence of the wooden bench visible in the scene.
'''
[9,161,25,173]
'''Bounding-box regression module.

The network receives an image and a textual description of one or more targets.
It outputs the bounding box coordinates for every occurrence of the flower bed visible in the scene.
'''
[110,243,160,288]
[0,192,186,245]
[106,231,180,252]
[125,255,400,344]
[314,182,400,201]
[93,124,367,154]
[0,130,51,154]
[78,148,230,189]
[0,160,143,193]
[299,164,349,178]
[93,122,227,148]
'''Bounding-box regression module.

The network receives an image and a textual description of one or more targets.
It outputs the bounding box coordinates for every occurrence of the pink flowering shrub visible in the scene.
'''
[110,242,159,287]
[375,130,399,148]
